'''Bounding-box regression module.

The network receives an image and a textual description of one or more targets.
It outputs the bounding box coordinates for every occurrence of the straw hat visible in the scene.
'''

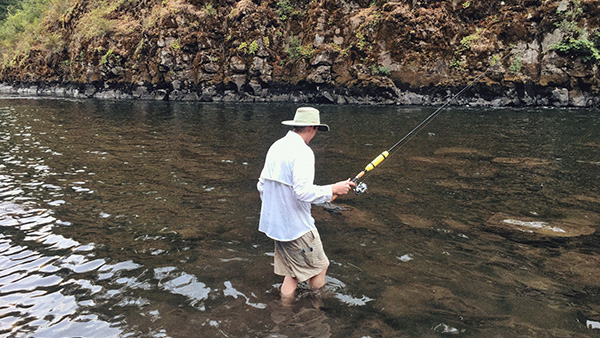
[281,107,330,132]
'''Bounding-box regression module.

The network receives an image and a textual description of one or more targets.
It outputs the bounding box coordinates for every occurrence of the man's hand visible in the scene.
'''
[331,179,356,195]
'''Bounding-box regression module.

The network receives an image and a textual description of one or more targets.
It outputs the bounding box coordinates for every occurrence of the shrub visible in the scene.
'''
[0,0,47,45]
[552,36,600,64]
[237,40,259,55]
[276,0,294,21]
[285,35,314,60]
[369,64,389,76]
[549,0,600,65]
[286,35,301,59]
[509,54,522,74]
[450,57,464,70]
[455,30,480,55]
[248,40,258,54]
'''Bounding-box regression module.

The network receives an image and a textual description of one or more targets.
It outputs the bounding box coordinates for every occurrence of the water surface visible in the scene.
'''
[0,98,599,337]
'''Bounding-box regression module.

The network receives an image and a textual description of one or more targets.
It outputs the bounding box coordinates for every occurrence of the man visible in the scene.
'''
[257,107,355,299]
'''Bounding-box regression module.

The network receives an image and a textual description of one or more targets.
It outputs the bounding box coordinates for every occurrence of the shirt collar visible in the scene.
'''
[287,130,305,144]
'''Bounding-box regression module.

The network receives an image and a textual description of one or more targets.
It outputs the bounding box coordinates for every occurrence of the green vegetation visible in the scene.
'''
[450,57,464,70]
[238,41,248,53]
[100,48,114,65]
[0,0,55,66]
[490,54,501,66]
[352,10,381,56]
[0,0,47,45]
[509,54,522,74]
[285,35,314,60]
[550,0,600,65]
[552,35,600,64]
[356,32,367,51]
[76,0,133,40]
[171,39,181,51]
[276,0,294,21]
[203,3,216,16]
[238,40,259,55]
[134,38,145,58]
[369,64,389,76]
[228,7,236,19]
[455,29,480,55]
[0,0,142,68]
[248,40,258,54]
[555,0,582,35]
[0,0,23,20]
[332,43,349,57]
[276,0,304,21]
[450,29,480,69]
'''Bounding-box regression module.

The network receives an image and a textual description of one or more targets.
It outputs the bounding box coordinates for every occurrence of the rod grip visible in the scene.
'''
[364,151,389,172]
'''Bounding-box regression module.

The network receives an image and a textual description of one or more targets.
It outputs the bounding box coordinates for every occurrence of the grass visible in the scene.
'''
[0,0,136,68]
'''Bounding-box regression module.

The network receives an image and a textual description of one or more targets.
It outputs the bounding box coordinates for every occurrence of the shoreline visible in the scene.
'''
[0,82,598,108]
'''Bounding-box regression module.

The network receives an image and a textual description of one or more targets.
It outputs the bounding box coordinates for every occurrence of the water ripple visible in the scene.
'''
[154,267,211,309]
[0,110,127,337]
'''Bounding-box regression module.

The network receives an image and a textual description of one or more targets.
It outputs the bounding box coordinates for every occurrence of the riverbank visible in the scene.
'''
[1,1,599,108]
[1,80,596,107]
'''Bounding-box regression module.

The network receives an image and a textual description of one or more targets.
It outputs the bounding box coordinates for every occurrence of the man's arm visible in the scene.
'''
[331,179,355,196]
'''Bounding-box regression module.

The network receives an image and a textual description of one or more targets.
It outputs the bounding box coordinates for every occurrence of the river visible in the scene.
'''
[0,98,599,337]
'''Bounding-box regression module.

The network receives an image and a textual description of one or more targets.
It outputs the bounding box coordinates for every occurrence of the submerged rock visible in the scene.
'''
[486,212,595,238]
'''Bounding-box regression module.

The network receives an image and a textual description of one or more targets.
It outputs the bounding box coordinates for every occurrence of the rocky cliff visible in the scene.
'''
[0,0,598,107]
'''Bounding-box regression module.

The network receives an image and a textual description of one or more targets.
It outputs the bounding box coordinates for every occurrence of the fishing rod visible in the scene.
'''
[331,54,508,202]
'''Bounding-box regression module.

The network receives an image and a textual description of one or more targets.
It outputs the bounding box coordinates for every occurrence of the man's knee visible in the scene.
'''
[308,268,327,289]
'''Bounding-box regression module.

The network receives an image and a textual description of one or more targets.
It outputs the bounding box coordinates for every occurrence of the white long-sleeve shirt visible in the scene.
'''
[257,131,333,241]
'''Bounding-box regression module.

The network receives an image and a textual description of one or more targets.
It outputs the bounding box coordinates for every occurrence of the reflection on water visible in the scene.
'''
[0,99,599,337]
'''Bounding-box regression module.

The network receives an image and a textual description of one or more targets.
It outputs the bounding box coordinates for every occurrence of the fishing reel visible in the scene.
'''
[354,181,367,195]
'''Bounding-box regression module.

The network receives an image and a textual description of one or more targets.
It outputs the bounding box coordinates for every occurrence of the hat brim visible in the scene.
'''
[282,121,330,132]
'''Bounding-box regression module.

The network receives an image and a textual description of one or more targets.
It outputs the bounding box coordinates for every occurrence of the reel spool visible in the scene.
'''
[354,182,367,195]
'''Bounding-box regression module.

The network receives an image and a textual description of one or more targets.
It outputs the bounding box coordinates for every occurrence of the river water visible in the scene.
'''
[0,98,598,337]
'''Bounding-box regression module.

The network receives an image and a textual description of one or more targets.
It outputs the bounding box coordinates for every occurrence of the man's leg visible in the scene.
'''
[281,276,298,298]
[308,267,327,290]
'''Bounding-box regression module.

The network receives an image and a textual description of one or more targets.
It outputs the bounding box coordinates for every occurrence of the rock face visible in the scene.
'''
[0,0,598,106]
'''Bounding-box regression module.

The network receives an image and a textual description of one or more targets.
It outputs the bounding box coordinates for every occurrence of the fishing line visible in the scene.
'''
[332,53,511,202]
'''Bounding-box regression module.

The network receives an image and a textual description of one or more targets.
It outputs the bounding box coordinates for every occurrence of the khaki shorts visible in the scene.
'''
[273,229,329,283]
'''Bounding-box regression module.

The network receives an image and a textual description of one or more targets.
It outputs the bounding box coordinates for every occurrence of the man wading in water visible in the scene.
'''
[257,107,355,300]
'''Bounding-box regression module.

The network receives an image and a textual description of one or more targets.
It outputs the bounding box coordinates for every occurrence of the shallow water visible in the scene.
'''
[0,98,599,337]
